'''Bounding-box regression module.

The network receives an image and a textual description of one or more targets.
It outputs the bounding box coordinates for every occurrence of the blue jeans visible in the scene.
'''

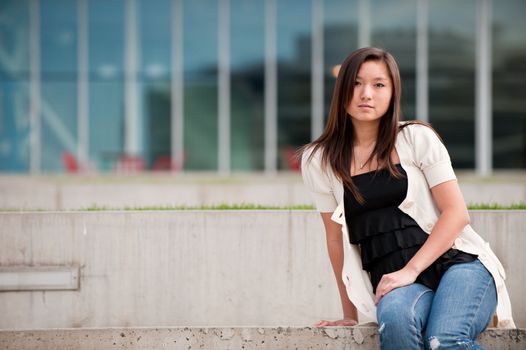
[376,260,497,350]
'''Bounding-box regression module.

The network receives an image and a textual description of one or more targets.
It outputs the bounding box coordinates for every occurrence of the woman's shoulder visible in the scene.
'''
[398,120,436,134]
[397,120,443,145]
[301,144,324,166]
[301,144,337,181]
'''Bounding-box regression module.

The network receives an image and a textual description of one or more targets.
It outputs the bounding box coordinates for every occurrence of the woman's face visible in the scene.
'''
[345,60,393,124]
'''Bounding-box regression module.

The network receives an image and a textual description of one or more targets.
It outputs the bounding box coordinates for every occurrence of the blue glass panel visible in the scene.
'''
[230,0,264,171]
[183,0,218,170]
[0,0,30,172]
[139,0,171,169]
[323,0,358,121]
[277,0,311,170]
[371,0,417,121]
[88,0,125,171]
[428,0,476,168]
[41,0,78,172]
[493,0,526,168]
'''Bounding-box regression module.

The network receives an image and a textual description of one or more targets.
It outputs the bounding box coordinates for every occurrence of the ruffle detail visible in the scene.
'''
[359,226,428,268]
[348,206,421,243]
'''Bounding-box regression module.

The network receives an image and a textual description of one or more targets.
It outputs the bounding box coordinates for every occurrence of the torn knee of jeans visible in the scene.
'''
[456,340,472,348]
[428,336,440,350]
[378,322,385,334]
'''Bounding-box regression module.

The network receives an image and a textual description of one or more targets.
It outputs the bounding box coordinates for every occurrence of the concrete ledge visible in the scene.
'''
[0,327,524,350]
[0,211,525,329]
[1,174,525,210]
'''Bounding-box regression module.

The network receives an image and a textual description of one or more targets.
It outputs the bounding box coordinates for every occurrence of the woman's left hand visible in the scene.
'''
[374,266,419,305]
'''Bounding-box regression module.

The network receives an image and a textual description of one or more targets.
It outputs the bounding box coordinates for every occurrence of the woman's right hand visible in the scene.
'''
[314,318,358,327]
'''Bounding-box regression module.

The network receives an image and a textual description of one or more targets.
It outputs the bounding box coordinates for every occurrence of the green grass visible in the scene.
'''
[80,203,317,211]
[467,203,526,210]
[80,203,526,211]
[2,203,526,212]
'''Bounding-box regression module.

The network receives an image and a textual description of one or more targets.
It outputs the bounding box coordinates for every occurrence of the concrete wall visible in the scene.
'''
[1,175,525,210]
[0,211,524,330]
[1,327,524,350]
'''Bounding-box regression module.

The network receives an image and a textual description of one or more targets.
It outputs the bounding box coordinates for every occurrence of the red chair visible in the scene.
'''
[62,152,79,173]
[152,152,186,172]
[284,147,301,172]
[115,155,145,173]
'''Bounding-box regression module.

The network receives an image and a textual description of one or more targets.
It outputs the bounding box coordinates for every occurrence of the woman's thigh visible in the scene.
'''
[425,259,497,349]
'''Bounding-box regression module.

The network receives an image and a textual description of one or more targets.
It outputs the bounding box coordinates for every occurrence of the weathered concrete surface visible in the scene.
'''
[0,327,524,350]
[0,174,310,210]
[0,173,525,210]
[0,211,524,330]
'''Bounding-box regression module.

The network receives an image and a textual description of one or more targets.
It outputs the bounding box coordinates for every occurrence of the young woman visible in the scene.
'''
[301,47,515,349]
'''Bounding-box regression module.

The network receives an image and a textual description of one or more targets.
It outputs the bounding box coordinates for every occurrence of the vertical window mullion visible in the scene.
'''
[475,0,492,175]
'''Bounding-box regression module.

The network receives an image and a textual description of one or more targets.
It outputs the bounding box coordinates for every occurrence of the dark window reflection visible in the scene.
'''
[0,0,30,172]
[493,0,526,168]
[139,0,171,170]
[183,0,218,170]
[41,0,78,171]
[371,0,416,122]
[277,0,311,170]
[323,0,358,122]
[89,0,125,171]
[428,0,476,169]
[231,0,265,171]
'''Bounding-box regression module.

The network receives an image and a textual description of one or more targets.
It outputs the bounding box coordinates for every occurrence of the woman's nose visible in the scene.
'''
[360,85,372,100]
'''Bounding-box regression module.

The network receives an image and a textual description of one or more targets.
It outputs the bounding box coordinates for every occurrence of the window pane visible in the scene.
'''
[323,0,358,121]
[231,0,264,171]
[41,0,78,172]
[493,0,526,168]
[277,0,311,170]
[371,0,417,121]
[89,0,125,171]
[0,0,30,172]
[428,0,476,168]
[139,0,171,169]
[183,0,218,170]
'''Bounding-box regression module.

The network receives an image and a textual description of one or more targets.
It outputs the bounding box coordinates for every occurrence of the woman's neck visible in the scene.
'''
[352,121,379,147]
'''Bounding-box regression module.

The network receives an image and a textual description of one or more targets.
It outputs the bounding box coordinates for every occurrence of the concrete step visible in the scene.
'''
[1,327,525,350]
[1,173,525,210]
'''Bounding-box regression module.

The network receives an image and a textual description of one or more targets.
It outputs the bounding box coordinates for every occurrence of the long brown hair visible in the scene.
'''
[302,47,423,203]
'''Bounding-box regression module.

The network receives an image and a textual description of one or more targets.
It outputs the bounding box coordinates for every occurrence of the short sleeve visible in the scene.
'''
[411,124,457,188]
[301,147,338,212]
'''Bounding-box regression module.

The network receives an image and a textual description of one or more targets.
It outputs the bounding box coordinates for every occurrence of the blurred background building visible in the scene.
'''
[0,0,524,175]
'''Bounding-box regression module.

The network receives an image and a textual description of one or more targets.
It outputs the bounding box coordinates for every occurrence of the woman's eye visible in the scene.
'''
[354,81,361,86]
[375,83,385,88]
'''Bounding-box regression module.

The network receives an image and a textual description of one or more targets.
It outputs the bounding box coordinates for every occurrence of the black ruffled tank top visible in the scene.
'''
[343,164,476,293]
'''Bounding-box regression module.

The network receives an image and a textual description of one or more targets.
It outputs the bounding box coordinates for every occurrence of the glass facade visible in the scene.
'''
[0,0,525,173]
[88,0,125,171]
[139,0,171,169]
[277,0,311,170]
[371,0,416,120]
[0,0,31,172]
[230,0,264,171]
[428,0,476,168]
[323,0,358,121]
[41,0,78,171]
[183,0,218,170]
[492,0,526,168]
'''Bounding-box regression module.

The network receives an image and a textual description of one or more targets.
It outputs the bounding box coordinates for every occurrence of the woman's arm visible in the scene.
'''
[315,212,358,326]
[374,179,469,304]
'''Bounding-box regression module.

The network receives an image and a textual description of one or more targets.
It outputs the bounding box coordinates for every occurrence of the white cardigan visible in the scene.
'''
[301,123,515,328]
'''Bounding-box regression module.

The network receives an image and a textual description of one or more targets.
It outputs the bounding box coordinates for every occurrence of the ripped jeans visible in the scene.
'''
[376,259,497,350]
